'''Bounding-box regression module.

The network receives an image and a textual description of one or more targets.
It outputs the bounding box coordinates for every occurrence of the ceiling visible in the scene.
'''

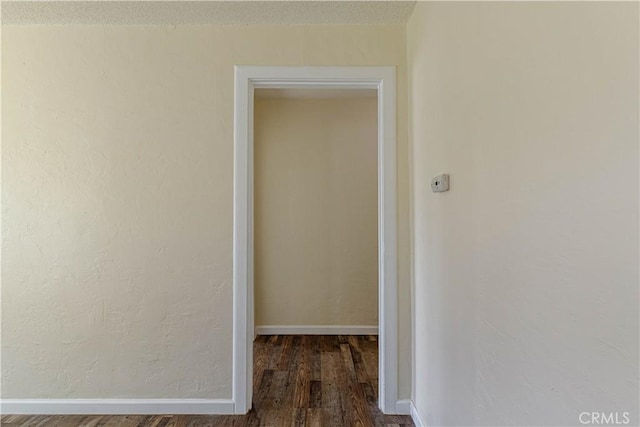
[2,1,417,25]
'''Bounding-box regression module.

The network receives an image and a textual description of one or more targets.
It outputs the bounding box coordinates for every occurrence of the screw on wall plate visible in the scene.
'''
[431,174,449,193]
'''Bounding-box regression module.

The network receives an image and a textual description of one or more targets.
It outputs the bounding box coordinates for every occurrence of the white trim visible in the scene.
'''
[410,400,428,427]
[0,399,235,415]
[233,65,398,415]
[255,325,378,336]
[395,399,412,415]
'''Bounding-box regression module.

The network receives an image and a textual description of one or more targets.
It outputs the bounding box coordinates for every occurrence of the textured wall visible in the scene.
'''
[254,96,378,327]
[2,1,416,25]
[408,2,639,426]
[2,24,410,399]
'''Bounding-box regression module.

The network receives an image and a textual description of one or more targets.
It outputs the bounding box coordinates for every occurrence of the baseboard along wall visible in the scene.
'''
[0,399,236,415]
[255,325,379,336]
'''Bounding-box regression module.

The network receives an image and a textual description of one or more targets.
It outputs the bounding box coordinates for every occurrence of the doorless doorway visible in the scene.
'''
[232,66,398,415]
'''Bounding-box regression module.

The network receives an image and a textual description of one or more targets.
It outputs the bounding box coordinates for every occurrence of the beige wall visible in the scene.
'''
[408,2,639,426]
[1,25,411,399]
[254,96,378,327]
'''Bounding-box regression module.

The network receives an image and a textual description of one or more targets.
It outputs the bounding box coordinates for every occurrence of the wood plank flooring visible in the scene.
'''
[1,335,413,427]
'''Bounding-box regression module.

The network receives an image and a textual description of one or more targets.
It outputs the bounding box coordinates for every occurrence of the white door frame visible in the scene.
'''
[232,66,398,415]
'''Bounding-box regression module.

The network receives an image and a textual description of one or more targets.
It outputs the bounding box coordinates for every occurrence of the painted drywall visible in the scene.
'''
[2,25,411,399]
[408,2,639,426]
[254,96,378,327]
[2,1,417,25]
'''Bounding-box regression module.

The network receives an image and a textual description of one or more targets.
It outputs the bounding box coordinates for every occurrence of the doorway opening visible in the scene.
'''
[232,66,398,415]
[252,88,378,423]
[253,88,378,336]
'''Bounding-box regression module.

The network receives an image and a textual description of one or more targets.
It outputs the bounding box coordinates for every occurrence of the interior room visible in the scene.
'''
[253,87,383,425]
[1,1,638,426]
[254,88,378,337]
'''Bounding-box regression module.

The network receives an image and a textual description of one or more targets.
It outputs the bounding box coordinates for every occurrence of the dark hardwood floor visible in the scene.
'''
[1,335,414,427]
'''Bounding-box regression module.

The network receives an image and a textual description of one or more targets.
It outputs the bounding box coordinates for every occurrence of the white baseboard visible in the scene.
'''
[395,399,411,415]
[0,399,235,415]
[410,400,428,427]
[255,325,378,335]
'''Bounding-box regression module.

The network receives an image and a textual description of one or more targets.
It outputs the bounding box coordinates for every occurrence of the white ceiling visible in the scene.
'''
[2,1,417,25]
